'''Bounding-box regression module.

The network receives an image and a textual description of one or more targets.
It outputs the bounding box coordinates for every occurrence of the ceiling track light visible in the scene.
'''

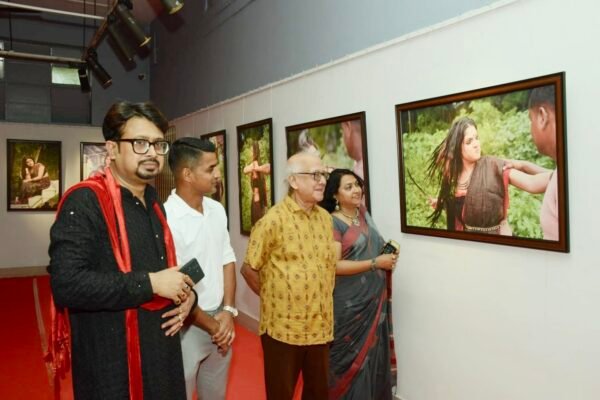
[78,66,91,93]
[161,0,184,14]
[106,14,136,62]
[86,50,112,88]
[113,2,151,48]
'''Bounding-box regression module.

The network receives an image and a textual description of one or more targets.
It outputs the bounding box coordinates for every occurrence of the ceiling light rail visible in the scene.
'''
[1,0,185,90]
[0,1,104,20]
[0,50,85,67]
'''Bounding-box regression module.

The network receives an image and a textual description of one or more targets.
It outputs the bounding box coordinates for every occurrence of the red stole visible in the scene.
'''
[45,168,177,400]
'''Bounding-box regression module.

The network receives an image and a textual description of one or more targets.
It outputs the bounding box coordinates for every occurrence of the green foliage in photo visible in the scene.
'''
[402,94,555,239]
[239,125,272,233]
[287,123,355,170]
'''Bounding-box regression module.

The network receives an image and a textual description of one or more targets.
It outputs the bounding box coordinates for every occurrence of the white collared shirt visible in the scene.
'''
[164,190,236,310]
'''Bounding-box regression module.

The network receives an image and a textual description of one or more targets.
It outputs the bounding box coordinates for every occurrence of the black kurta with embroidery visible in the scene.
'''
[48,185,186,400]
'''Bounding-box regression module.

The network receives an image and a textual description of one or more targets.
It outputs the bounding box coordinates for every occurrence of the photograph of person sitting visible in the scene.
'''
[19,156,51,203]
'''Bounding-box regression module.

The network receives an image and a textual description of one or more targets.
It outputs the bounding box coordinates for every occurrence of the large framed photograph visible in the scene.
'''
[286,112,370,210]
[200,130,229,216]
[80,142,108,181]
[396,72,568,252]
[237,119,274,235]
[6,139,62,211]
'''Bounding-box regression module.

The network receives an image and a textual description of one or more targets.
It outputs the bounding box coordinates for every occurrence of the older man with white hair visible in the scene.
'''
[241,152,337,400]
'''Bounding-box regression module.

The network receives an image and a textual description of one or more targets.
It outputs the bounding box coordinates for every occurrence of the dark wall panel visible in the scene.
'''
[150,0,499,119]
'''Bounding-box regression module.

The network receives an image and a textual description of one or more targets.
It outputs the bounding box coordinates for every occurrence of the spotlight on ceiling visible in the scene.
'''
[86,50,112,88]
[161,0,184,14]
[78,66,91,93]
[106,14,136,62]
[114,1,151,48]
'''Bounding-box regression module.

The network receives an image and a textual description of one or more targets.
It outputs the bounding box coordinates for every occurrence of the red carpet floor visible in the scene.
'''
[0,276,304,400]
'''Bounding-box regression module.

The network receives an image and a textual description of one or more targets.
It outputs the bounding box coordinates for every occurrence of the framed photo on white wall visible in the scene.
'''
[396,72,568,252]
[6,139,62,212]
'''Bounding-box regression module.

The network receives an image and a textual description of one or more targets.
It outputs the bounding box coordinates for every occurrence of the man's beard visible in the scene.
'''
[135,159,161,180]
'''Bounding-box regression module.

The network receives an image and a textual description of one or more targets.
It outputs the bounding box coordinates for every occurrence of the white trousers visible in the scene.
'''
[181,324,232,400]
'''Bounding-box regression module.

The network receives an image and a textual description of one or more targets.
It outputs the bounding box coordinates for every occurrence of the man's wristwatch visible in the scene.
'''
[222,305,238,318]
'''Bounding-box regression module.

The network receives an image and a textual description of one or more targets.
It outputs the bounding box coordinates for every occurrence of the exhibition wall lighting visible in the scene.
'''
[78,66,91,93]
[86,49,112,88]
[113,0,151,48]
[106,14,136,62]
[0,0,181,90]
[161,0,184,14]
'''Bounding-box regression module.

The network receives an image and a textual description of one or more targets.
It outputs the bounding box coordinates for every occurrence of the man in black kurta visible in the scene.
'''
[48,101,194,399]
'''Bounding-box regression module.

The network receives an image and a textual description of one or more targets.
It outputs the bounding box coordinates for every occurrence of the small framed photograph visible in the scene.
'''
[7,139,62,211]
[80,142,108,181]
[200,130,229,216]
[396,72,568,252]
[237,118,274,235]
[286,112,370,209]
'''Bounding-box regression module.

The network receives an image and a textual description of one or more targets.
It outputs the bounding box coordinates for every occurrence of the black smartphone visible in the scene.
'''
[180,258,205,284]
[380,240,400,255]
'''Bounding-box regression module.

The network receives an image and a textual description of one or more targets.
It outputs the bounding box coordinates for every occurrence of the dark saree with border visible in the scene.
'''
[328,207,395,400]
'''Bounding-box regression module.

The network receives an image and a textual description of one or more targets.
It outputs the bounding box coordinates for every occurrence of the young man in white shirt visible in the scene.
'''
[164,137,237,400]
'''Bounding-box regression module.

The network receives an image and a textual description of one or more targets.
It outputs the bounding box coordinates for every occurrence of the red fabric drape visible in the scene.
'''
[45,169,177,400]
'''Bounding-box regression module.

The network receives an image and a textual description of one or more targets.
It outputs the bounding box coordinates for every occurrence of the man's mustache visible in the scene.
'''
[138,158,159,166]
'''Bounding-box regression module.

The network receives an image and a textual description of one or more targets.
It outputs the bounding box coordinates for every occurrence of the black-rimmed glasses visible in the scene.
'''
[294,171,330,181]
[115,139,170,155]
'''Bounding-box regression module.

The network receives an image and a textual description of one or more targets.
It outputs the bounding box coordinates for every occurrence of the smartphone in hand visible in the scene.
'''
[180,258,205,284]
[380,240,400,255]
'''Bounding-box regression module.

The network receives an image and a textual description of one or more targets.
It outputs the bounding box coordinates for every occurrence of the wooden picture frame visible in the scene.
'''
[237,118,274,235]
[80,142,108,181]
[286,112,370,210]
[200,130,229,216]
[6,139,62,212]
[396,72,568,252]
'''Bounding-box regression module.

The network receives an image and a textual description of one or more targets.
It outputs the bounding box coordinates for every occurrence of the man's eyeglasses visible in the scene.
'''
[294,171,330,181]
[115,139,170,155]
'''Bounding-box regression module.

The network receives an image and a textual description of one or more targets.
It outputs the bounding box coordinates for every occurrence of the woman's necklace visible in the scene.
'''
[339,208,360,226]
[457,169,474,190]
[457,176,471,190]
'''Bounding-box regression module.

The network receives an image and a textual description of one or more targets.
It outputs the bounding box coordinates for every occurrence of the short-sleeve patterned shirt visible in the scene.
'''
[244,195,337,345]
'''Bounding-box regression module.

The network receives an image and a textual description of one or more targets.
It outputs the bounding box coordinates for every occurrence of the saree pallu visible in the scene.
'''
[328,208,394,400]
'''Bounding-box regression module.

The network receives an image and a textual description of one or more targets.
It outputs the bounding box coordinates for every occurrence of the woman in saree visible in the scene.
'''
[428,116,551,235]
[320,168,398,400]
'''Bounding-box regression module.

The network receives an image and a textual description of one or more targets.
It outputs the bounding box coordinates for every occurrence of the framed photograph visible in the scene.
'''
[237,118,274,235]
[200,130,229,216]
[286,112,370,210]
[6,139,62,211]
[80,142,108,181]
[396,72,568,252]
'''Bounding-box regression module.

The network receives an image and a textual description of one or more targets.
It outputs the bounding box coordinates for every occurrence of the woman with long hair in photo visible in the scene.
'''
[20,156,51,202]
[428,116,551,234]
[320,168,397,400]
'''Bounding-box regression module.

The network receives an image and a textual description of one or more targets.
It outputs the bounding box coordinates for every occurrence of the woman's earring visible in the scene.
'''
[334,198,340,211]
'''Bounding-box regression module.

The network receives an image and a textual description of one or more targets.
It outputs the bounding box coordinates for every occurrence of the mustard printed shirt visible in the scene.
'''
[245,195,337,345]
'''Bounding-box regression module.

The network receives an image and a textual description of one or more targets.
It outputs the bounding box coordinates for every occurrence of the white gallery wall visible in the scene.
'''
[0,123,103,268]
[171,0,600,399]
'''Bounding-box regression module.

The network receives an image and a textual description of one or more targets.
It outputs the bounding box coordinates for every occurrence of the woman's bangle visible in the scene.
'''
[370,258,377,271]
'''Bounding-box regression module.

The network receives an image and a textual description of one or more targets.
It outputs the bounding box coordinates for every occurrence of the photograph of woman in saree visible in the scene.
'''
[320,169,398,400]
[428,117,551,235]
[20,156,51,202]
[243,140,270,225]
